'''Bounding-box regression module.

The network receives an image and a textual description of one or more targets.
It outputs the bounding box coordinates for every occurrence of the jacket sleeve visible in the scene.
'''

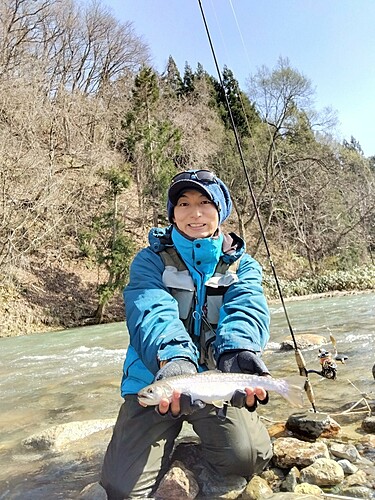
[124,247,200,375]
[213,253,270,359]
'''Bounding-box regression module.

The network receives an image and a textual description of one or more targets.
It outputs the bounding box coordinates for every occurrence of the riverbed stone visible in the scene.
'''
[286,411,340,439]
[340,485,374,499]
[329,442,361,462]
[22,418,115,451]
[299,457,345,486]
[154,460,199,499]
[263,494,322,499]
[78,482,107,499]
[272,437,329,468]
[280,334,327,351]
[362,416,375,433]
[281,466,300,492]
[337,459,359,474]
[294,483,323,495]
[259,467,285,490]
[241,475,273,499]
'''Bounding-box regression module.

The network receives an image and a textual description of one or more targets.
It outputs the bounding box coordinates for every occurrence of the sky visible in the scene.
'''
[101,0,375,157]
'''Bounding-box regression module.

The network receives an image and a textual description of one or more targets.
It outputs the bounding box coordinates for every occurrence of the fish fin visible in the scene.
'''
[282,377,305,407]
[212,400,225,408]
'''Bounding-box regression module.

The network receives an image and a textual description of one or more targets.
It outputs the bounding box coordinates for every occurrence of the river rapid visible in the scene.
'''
[0,292,374,498]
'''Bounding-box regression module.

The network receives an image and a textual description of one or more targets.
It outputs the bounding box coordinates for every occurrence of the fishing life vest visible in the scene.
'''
[159,247,241,369]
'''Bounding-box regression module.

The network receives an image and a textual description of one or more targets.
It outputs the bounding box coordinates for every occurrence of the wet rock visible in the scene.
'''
[154,460,199,499]
[272,437,329,468]
[299,457,345,486]
[286,411,340,439]
[362,416,375,433]
[22,419,115,451]
[280,334,327,351]
[241,475,273,499]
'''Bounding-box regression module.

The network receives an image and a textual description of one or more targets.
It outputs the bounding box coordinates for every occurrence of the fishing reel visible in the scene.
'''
[307,334,348,380]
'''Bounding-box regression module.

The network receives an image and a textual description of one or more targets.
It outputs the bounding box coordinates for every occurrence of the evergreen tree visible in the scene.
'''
[122,66,181,226]
[79,167,134,323]
[161,56,183,97]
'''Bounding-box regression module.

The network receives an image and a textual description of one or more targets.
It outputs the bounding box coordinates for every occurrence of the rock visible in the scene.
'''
[78,482,107,499]
[272,437,329,468]
[337,459,359,474]
[241,475,273,499]
[340,485,374,499]
[259,468,285,491]
[154,460,199,499]
[299,457,345,486]
[22,419,115,451]
[373,363,375,379]
[197,467,247,499]
[267,422,288,438]
[329,442,361,462]
[342,469,368,487]
[294,483,323,495]
[280,334,327,351]
[281,466,300,492]
[362,416,375,433]
[264,493,322,499]
[286,411,340,440]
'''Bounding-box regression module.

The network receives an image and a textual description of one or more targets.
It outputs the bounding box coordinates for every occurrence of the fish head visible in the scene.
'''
[137,382,167,406]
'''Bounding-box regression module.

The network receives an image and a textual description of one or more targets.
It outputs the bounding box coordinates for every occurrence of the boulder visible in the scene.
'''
[22,419,115,451]
[286,411,340,440]
[272,437,329,468]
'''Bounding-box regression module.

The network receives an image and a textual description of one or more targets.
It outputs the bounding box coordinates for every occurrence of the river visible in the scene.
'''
[0,292,374,498]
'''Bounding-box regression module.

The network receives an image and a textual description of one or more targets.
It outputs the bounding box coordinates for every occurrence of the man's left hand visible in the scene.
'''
[218,350,270,411]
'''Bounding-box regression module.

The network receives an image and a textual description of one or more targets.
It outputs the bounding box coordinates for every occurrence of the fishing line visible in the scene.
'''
[197,0,317,412]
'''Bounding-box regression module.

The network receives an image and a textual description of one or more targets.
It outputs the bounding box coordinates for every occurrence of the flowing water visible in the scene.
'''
[0,292,374,498]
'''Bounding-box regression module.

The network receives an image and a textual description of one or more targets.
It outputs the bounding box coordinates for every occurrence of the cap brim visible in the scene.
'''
[168,180,213,206]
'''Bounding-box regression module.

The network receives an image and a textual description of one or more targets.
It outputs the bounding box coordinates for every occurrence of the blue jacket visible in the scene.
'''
[121,225,270,397]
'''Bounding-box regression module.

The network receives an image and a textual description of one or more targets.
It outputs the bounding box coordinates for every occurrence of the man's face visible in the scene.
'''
[173,189,219,239]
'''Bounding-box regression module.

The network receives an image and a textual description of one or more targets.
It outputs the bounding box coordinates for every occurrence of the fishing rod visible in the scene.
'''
[197,0,318,412]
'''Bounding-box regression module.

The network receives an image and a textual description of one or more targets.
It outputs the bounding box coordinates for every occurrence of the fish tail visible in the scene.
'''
[284,382,304,408]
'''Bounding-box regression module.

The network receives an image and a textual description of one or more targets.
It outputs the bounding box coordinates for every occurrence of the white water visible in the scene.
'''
[0,292,374,498]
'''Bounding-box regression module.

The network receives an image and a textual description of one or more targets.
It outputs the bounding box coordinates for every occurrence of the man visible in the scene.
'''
[101,169,272,498]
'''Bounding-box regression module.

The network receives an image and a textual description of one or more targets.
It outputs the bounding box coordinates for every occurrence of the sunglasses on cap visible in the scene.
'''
[170,169,217,184]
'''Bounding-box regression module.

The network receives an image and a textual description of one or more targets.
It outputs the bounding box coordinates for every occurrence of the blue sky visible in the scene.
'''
[102,0,375,157]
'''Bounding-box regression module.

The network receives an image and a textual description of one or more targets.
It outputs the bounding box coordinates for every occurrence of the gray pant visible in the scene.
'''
[101,395,272,499]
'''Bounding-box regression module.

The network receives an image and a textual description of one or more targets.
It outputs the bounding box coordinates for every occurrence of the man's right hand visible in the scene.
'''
[153,359,205,417]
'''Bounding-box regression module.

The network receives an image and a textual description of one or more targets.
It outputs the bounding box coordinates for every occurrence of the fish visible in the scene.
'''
[137,370,304,408]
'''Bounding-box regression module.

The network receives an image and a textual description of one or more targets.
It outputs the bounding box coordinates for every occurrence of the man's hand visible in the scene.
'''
[152,358,205,417]
[218,350,270,410]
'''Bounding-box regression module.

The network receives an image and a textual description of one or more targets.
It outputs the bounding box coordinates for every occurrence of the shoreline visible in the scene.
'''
[267,288,374,304]
[1,288,373,340]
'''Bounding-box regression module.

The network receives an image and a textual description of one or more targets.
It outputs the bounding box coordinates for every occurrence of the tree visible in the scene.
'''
[79,167,134,323]
[121,66,181,226]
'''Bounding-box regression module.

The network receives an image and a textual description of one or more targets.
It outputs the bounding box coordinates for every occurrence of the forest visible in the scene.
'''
[0,0,374,336]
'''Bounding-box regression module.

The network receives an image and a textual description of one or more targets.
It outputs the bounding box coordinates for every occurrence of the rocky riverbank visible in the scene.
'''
[16,402,375,499]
